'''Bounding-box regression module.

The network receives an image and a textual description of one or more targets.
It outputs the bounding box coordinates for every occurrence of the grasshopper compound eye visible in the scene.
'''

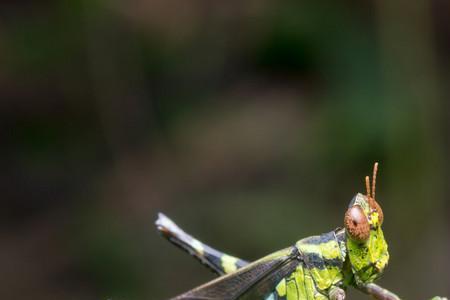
[344,206,370,242]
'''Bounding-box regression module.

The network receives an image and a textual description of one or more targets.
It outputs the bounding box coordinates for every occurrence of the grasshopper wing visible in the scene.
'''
[171,246,299,300]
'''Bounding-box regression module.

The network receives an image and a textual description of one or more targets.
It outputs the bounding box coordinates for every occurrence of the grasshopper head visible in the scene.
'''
[344,163,389,285]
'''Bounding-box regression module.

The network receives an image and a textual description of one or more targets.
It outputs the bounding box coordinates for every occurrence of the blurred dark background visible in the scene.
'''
[1,0,449,299]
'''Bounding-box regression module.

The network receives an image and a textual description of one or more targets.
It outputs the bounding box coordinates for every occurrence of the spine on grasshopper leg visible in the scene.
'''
[155,213,248,275]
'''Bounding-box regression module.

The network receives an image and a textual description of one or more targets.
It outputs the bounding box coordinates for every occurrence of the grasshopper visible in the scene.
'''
[156,163,446,300]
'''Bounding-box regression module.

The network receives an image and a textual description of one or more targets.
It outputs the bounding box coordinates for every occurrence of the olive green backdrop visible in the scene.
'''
[1,0,449,299]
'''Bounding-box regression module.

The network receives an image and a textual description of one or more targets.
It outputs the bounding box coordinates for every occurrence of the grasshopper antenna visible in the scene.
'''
[372,162,378,201]
[365,175,371,199]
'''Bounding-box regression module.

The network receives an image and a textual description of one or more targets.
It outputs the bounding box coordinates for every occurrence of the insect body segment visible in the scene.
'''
[296,230,347,292]
[272,230,348,300]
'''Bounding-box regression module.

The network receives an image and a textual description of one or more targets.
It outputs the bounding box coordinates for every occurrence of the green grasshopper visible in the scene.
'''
[156,163,446,300]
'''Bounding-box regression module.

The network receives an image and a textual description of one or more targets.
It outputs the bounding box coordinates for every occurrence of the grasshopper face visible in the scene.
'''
[345,191,389,285]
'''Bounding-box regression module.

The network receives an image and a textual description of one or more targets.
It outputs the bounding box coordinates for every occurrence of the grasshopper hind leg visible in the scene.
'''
[157,213,300,300]
[156,213,248,275]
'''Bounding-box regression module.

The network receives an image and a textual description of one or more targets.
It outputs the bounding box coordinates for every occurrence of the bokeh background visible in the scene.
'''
[2,0,449,299]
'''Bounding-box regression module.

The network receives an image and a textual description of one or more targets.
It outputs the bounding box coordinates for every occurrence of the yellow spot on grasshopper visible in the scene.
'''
[275,278,286,297]
[221,255,239,273]
[298,240,341,260]
[370,212,380,226]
